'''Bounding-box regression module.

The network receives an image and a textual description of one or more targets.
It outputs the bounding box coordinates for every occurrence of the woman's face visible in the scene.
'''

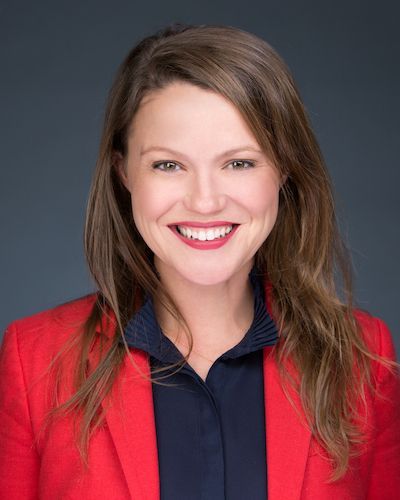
[118,81,282,287]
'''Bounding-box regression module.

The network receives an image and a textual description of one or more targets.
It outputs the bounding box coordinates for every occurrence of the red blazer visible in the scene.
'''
[0,291,399,500]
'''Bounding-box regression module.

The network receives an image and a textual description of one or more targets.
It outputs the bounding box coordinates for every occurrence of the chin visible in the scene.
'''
[154,254,250,287]
[175,262,242,287]
[183,275,227,287]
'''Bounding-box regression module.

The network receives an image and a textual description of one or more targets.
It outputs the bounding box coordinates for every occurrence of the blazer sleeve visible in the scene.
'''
[0,322,39,500]
[366,318,400,499]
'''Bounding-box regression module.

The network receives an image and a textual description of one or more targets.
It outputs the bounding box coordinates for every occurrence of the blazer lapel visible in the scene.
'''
[92,346,311,500]
[263,345,312,499]
[89,344,160,500]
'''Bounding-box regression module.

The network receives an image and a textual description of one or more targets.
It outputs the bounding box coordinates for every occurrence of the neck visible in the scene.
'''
[152,261,255,357]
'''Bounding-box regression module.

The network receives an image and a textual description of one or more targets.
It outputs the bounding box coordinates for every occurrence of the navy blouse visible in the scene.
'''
[124,266,279,500]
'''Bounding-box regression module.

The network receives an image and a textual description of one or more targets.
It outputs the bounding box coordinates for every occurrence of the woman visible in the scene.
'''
[0,22,399,499]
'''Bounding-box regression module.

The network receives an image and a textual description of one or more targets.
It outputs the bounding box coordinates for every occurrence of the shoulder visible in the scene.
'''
[0,295,103,437]
[353,309,398,386]
[353,309,397,359]
[1,294,98,360]
[7,293,98,330]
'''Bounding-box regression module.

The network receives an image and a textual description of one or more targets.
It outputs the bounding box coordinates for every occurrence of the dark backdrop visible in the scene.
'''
[1,1,399,356]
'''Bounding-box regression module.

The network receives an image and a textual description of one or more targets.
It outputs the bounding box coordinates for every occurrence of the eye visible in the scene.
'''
[227,160,256,170]
[151,159,256,173]
[152,161,182,173]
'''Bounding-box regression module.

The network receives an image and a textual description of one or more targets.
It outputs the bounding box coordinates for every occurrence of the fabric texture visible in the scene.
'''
[0,280,399,499]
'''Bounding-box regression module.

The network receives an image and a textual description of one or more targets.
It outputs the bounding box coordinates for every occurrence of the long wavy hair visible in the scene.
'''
[46,22,399,482]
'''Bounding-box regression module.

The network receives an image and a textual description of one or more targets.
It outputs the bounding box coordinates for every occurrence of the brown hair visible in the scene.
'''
[47,22,399,482]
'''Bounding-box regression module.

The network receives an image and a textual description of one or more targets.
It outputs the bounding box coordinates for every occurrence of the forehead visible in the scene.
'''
[128,82,262,153]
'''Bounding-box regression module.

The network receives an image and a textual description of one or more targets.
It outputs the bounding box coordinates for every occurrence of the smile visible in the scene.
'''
[169,224,240,250]
[177,224,233,240]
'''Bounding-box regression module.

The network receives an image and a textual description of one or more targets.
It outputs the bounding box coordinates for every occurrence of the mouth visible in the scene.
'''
[168,223,240,250]
[170,223,240,241]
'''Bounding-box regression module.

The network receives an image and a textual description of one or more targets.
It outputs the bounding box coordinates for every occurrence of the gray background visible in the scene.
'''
[1,1,399,356]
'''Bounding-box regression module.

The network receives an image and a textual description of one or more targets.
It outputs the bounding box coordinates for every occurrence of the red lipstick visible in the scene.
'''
[170,221,237,228]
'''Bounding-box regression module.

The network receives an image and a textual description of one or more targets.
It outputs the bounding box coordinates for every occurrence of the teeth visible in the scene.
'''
[177,225,234,240]
[206,229,215,241]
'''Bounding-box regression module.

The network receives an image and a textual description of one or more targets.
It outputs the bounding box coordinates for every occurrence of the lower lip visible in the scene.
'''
[169,225,239,250]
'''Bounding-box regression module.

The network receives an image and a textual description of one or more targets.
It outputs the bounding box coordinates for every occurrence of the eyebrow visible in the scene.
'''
[139,145,264,160]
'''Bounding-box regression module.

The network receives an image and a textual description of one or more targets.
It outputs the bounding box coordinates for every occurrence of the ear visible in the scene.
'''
[280,173,288,188]
[113,151,130,191]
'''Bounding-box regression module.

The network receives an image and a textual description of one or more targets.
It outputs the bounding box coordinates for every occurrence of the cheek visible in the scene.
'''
[237,176,280,218]
[130,177,176,225]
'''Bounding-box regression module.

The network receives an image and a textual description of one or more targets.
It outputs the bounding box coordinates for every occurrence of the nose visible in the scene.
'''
[183,170,227,214]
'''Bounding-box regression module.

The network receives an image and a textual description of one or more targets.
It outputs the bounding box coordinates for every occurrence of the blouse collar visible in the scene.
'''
[123,266,278,364]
